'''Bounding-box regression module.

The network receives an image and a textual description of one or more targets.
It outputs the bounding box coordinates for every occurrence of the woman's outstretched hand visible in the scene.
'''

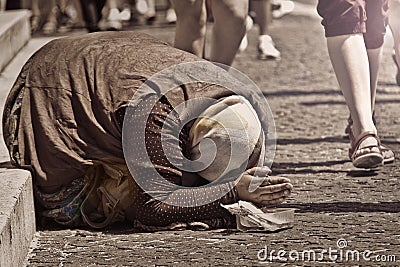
[236,166,293,207]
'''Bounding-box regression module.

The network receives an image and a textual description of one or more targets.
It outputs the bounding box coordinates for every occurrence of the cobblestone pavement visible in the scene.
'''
[26,0,400,266]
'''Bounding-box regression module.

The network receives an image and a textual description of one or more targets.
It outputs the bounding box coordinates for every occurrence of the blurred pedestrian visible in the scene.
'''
[136,0,156,24]
[250,0,281,60]
[3,32,292,229]
[30,0,58,34]
[171,0,248,66]
[317,0,395,168]
[165,0,176,24]
[79,0,105,32]
[30,0,42,33]
[30,0,79,34]
[239,0,294,59]
[99,0,122,30]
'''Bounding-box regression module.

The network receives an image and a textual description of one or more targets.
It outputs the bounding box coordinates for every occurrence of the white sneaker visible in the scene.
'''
[144,0,156,22]
[108,8,120,21]
[136,0,148,15]
[258,35,281,60]
[272,0,294,19]
[239,34,249,52]
[101,8,122,30]
[238,15,254,52]
[119,8,131,22]
[165,8,176,23]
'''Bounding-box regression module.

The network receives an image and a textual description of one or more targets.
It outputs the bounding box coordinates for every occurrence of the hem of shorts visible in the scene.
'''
[324,22,366,38]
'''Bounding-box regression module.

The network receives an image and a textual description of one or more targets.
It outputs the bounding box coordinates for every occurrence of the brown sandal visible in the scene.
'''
[349,131,383,169]
[347,125,395,165]
[380,144,395,164]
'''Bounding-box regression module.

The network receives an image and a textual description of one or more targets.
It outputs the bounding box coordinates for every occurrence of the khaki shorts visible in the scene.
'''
[317,0,389,49]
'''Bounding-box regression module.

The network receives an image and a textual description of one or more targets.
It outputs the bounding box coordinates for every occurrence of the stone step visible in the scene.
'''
[0,167,35,267]
[0,9,31,72]
[0,34,57,266]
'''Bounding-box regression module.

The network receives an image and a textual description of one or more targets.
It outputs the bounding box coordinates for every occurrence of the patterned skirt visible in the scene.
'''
[2,73,89,227]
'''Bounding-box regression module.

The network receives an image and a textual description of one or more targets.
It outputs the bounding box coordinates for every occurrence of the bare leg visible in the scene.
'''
[0,0,6,12]
[31,0,41,17]
[252,0,271,35]
[367,47,383,112]
[79,0,105,32]
[70,0,86,28]
[251,0,280,60]
[172,0,207,58]
[107,0,118,9]
[31,0,42,32]
[43,0,59,34]
[59,0,67,11]
[210,0,248,65]
[327,34,378,152]
[145,0,156,18]
[48,0,58,21]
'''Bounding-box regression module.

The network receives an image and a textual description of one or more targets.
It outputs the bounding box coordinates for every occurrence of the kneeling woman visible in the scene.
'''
[3,32,292,229]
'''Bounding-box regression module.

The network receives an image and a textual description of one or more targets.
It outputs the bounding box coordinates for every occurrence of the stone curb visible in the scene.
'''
[0,168,35,267]
[0,10,55,267]
[0,9,34,267]
[0,10,31,73]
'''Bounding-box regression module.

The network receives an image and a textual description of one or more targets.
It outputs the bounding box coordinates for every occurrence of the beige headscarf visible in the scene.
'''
[189,95,265,182]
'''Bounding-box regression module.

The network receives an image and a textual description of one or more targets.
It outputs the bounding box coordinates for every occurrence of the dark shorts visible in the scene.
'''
[317,0,389,49]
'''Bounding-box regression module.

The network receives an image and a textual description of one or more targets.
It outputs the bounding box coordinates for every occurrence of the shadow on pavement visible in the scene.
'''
[377,81,400,87]
[277,136,348,145]
[346,170,381,177]
[272,159,352,174]
[281,201,400,213]
[264,87,398,97]
[273,159,348,168]
[301,99,400,106]
[264,89,340,97]
[0,161,16,169]
[272,161,388,176]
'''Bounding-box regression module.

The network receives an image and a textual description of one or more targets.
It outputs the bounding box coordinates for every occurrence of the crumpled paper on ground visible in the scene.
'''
[221,201,295,232]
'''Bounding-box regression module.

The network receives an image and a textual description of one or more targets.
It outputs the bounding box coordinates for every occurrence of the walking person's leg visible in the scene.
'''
[171,0,207,58]
[79,0,105,32]
[364,0,395,163]
[31,0,42,33]
[364,0,388,112]
[209,0,248,65]
[42,0,59,34]
[318,0,384,168]
[103,0,123,30]
[251,0,281,60]
[327,35,377,139]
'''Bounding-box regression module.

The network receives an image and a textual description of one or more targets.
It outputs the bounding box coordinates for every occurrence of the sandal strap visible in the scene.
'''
[350,131,381,161]
[348,127,355,145]
[353,131,380,147]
